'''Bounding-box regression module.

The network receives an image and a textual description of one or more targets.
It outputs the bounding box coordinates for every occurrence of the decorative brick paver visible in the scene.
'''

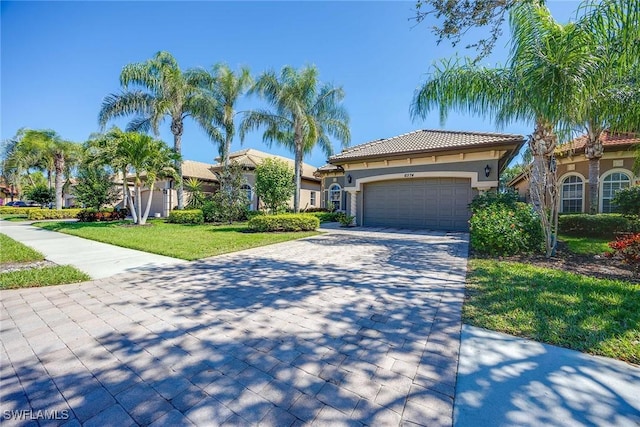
[0,228,468,426]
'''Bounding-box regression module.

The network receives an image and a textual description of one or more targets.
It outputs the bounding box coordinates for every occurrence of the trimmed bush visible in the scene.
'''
[167,209,204,224]
[0,207,41,215]
[336,212,355,227]
[310,211,339,222]
[558,214,640,238]
[27,209,83,221]
[77,208,127,222]
[469,190,519,213]
[470,202,544,256]
[247,214,320,232]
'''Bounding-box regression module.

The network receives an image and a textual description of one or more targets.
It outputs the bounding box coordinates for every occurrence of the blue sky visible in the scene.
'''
[1,1,580,168]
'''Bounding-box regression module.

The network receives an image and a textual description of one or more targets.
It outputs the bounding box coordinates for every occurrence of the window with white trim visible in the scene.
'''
[310,191,316,206]
[601,172,631,213]
[560,175,583,213]
[241,184,252,203]
[328,184,342,210]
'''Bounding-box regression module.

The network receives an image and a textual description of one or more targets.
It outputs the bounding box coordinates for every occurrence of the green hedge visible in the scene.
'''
[167,209,204,224]
[310,211,339,222]
[0,207,42,215]
[77,208,127,222]
[247,214,320,232]
[558,214,640,237]
[28,209,83,220]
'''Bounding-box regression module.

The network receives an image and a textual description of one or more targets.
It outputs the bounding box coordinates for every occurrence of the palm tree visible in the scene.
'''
[98,51,219,210]
[240,65,350,212]
[189,63,252,168]
[411,1,597,256]
[87,129,178,225]
[5,129,80,209]
[567,0,640,213]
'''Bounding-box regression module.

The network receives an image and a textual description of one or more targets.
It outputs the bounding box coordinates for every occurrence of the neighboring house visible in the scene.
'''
[510,131,639,213]
[0,184,18,206]
[209,149,321,212]
[133,150,321,217]
[315,129,525,231]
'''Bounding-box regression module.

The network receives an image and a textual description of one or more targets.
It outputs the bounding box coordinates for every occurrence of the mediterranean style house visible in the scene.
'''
[315,129,525,231]
[133,149,321,217]
[510,132,639,213]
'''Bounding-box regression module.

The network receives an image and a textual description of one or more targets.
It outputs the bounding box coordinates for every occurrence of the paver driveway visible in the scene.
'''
[1,228,469,427]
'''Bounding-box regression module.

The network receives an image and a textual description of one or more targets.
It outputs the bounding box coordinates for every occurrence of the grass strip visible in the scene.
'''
[0,265,90,289]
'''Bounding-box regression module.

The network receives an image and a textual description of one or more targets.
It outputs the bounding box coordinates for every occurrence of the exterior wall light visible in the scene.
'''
[484,164,491,177]
[347,174,352,184]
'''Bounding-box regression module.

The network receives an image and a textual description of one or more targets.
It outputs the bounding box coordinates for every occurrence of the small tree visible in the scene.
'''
[255,158,295,214]
[612,186,640,217]
[204,161,249,223]
[74,166,119,210]
[24,185,54,207]
[185,178,207,209]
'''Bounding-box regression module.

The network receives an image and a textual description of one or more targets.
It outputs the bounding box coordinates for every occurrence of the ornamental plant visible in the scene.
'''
[607,233,640,270]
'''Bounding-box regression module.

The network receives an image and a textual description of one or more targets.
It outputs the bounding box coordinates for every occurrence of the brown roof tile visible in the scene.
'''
[329,129,524,162]
[181,160,219,182]
[212,149,320,181]
[557,131,639,155]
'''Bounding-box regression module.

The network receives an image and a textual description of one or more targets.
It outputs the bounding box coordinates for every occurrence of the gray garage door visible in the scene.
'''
[362,178,475,231]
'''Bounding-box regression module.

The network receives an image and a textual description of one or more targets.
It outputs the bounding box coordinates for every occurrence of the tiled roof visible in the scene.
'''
[181,160,219,182]
[329,129,524,162]
[557,131,638,155]
[212,149,320,181]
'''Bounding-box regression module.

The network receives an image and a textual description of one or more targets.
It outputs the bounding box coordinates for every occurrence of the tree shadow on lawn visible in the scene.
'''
[3,230,469,425]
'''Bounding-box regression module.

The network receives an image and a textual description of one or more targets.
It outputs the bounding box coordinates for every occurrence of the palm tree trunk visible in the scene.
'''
[141,182,155,225]
[135,184,143,225]
[293,145,303,214]
[54,156,64,210]
[124,181,138,224]
[588,158,600,214]
[172,119,184,210]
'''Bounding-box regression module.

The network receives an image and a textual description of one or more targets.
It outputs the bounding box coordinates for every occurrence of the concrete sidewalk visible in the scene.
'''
[0,220,186,279]
[455,325,640,427]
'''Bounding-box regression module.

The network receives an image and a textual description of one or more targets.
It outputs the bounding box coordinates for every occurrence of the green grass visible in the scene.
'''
[0,234,44,263]
[0,266,90,289]
[0,214,29,221]
[36,220,319,260]
[465,259,640,364]
[559,234,612,255]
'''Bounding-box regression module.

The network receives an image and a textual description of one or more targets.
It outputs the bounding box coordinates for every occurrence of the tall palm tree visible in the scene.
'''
[98,51,219,209]
[240,65,350,212]
[568,0,640,213]
[411,1,597,256]
[189,63,252,168]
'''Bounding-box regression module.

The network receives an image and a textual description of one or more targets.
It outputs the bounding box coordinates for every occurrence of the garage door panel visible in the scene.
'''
[363,178,473,231]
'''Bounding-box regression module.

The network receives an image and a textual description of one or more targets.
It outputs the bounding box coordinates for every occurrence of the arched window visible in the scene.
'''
[329,184,342,211]
[241,184,253,203]
[601,171,631,213]
[560,175,584,213]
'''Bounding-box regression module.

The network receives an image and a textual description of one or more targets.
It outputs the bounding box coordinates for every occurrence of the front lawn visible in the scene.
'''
[0,266,90,290]
[465,259,639,364]
[0,214,29,222]
[0,233,44,263]
[559,234,612,255]
[36,220,319,260]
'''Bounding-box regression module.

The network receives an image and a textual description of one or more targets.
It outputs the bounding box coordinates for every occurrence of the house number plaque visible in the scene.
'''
[404,173,414,178]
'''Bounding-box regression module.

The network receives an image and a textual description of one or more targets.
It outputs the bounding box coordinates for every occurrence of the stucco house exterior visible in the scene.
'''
[510,132,639,213]
[316,129,525,231]
[133,149,321,217]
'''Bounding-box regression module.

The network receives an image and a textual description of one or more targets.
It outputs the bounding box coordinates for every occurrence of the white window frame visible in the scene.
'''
[328,184,342,211]
[310,191,316,206]
[559,172,585,213]
[599,169,632,213]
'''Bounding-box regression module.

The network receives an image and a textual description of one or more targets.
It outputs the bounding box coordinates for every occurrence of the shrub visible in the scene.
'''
[606,233,640,269]
[24,185,54,207]
[310,211,339,222]
[167,209,204,224]
[77,208,127,222]
[255,158,296,213]
[469,190,519,213]
[470,202,544,256]
[247,214,320,232]
[612,186,640,217]
[27,209,83,221]
[336,212,355,227]
[558,214,640,238]
[0,207,41,215]
[201,195,249,223]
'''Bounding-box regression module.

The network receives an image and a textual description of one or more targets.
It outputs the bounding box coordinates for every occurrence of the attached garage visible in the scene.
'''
[363,178,476,230]
[317,129,525,231]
